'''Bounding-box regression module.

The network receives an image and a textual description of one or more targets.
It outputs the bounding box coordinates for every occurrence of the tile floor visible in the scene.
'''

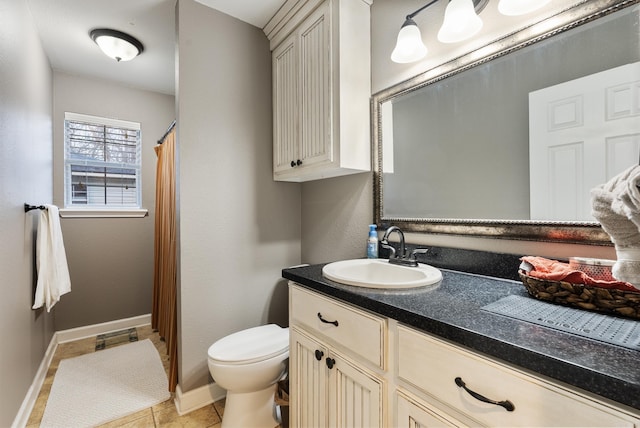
[26,325,226,428]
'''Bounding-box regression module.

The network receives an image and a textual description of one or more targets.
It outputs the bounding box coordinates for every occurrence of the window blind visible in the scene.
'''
[64,113,141,208]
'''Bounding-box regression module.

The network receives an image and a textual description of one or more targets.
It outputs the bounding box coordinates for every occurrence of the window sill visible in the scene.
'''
[59,208,149,218]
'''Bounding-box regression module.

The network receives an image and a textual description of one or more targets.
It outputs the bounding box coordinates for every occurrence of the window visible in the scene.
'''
[64,112,142,209]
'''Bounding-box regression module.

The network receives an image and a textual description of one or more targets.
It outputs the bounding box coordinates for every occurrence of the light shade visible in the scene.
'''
[90,29,144,62]
[391,18,428,63]
[498,0,552,16]
[437,0,483,44]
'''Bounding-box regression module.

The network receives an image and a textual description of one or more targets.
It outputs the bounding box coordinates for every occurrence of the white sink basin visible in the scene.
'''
[322,259,442,289]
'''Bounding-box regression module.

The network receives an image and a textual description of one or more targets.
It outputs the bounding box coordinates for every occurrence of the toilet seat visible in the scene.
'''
[208,324,289,365]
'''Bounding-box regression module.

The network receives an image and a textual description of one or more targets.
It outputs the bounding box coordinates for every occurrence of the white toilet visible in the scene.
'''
[207,324,289,428]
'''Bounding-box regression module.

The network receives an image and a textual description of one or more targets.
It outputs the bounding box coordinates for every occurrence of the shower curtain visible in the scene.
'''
[153,126,178,392]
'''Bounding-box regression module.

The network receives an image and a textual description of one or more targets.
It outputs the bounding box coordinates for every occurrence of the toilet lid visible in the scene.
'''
[208,324,289,364]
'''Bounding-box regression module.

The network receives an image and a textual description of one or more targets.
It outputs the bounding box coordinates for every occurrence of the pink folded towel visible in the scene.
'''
[520,256,639,292]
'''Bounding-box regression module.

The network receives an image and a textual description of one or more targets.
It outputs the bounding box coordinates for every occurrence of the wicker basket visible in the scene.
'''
[519,271,640,320]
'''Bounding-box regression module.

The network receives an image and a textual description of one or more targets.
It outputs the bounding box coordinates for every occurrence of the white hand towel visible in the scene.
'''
[591,165,640,289]
[32,205,72,311]
[611,165,640,228]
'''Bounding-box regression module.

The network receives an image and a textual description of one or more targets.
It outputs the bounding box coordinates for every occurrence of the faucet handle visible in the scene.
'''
[411,248,429,256]
[410,248,429,261]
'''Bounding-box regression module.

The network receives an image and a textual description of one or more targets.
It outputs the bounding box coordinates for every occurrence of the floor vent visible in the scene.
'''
[95,328,138,351]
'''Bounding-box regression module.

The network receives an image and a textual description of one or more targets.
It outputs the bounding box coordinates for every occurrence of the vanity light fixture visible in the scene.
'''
[391,0,487,63]
[437,0,484,43]
[90,28,144,62]
[390,0,436,63]
[498,0,552,16]
[391,0,553,64]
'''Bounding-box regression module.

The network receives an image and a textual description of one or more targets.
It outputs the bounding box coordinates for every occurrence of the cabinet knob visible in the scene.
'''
[326,357,335,369]
[296,159,302,166]
[290,160,296,167]
[315,350,324,361]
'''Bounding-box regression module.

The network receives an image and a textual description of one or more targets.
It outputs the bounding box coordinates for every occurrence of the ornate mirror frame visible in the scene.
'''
[372,0,638,245]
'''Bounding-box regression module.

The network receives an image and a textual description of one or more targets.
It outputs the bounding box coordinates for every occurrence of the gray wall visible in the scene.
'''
[176,0,301,392]
[52,72,175,330]
[301,173,373,263]
[299,0,617,264]
[0,0,54,425]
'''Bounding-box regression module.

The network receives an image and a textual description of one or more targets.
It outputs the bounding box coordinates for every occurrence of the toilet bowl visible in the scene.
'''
[208,324,289,428]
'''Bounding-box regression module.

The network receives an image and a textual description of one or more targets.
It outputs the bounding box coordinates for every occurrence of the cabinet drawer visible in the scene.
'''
[396,389,466,428]
[290,284,385,368]
[397,325,636,427]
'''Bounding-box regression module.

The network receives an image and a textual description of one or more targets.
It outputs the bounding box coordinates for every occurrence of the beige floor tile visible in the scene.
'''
[152,397,176,412]
[213,398,225,418]
[25,392,48,426]
[98,408,154,428]
[153,403,221,427]
[56,337,97,358]
[136,324,155,337]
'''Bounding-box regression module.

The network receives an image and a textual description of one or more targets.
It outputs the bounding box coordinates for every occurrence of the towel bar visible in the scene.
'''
[24,203,47,212]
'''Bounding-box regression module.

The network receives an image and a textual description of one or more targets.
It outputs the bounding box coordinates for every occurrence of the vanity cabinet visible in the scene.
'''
[289,284,385,427]
[288,282,640,427]
[266,0,371,182]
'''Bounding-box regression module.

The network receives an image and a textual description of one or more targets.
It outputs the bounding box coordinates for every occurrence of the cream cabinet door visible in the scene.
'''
[272,32,299,174]
[290,328,328,428]
[272,2,332,178]
[297,1,332,170]
[290,327,384,428]
[327,349,384,428]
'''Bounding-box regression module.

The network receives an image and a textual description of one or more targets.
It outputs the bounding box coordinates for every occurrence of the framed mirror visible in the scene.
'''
[372,0,639,245]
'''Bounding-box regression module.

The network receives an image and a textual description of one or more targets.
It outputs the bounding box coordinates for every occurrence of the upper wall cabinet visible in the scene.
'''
[265,0,373,182]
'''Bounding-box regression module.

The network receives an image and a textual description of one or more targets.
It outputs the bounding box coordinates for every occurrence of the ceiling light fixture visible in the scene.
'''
[90,28,144,62]
[391,0,551,64]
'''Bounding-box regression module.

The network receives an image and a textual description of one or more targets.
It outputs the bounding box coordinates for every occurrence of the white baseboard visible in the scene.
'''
[12,314,152,428]
[11,332,58,428]
[174,382,226,416]
[55,313,152,343]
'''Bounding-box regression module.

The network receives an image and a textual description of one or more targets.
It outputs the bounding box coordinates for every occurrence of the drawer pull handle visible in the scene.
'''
[315,350,324,361]
[455,377,515,412]
[317,312,339,326]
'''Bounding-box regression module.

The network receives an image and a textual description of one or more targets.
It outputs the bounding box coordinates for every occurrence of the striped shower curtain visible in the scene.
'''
[152,127,178,392]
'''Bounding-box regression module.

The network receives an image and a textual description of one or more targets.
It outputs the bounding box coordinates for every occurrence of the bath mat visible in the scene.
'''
[95,327,138,350]
[40,339,170,427]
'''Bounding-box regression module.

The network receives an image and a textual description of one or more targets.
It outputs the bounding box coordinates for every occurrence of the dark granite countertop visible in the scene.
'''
[282,263,640,411]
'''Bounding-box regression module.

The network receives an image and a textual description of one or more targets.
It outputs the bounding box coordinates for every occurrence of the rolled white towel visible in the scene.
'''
[612,248,640,289]
[591,168,640,288]
[591,187,640,248]
[612,165,640,228]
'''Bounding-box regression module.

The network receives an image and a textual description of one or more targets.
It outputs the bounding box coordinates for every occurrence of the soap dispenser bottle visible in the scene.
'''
[367,224,378,259]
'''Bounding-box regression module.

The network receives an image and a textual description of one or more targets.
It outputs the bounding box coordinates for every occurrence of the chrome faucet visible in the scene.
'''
[380,226,429,267]
[380,226,406,260]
